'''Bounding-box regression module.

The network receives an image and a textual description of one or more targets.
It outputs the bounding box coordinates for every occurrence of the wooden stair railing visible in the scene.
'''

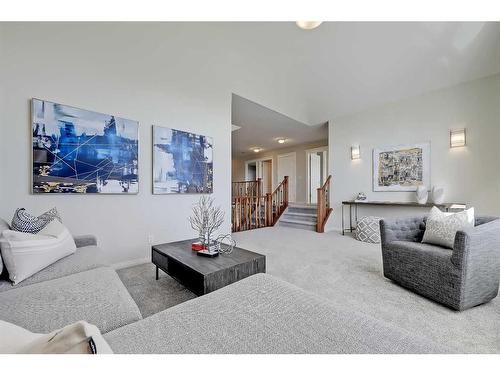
[231,176,288,232]
[232,178,261,198]
[316,175,332,233]
[269,175,288,225]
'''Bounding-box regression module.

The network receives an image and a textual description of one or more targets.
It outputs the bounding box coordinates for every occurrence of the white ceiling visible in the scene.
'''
[230,22,500,153]
[231,94,328,157]
[231,22,500,124]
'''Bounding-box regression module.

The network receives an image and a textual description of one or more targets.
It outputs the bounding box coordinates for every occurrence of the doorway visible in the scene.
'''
[245,157,273,195]
[277,152,296,202]
[306,147,328,204]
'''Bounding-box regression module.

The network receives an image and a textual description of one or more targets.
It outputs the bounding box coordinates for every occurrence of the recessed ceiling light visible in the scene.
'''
[296,21,322,30]
[277,138,286,144]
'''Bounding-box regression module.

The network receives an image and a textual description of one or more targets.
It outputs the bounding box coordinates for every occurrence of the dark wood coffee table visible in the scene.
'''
[152,239,266,295]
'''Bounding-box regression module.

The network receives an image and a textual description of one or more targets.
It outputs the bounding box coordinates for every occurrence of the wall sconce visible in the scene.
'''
[450,129,466,148]
[351,145,361,160]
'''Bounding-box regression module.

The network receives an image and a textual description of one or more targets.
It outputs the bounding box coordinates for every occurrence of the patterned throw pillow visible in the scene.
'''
[422,206,474,249]
[11,208,62,234]
[355,216,382,243]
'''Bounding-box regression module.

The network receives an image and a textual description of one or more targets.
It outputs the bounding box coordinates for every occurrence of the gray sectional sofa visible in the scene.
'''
[0,231,449,353]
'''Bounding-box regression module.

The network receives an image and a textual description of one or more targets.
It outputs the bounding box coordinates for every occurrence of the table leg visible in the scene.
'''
[342,204,345,235]
[349,205,353,233]
[155,265,159,280]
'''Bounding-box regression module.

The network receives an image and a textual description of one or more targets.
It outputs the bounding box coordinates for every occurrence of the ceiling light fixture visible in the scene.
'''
[252,147,262,153]
[296,21,322,30]
[277,138,286,144]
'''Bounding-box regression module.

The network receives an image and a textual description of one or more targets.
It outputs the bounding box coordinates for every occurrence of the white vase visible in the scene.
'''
[432,186,445,204]
[416,186,428,204]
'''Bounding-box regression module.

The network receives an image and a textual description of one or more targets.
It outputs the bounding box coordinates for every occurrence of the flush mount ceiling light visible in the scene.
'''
[296,21,322,30]
[252,147,262,153]
[277,138,286,144]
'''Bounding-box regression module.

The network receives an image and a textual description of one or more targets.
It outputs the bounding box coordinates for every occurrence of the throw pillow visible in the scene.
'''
[0,219,76,284]
[0,320,113,354]
[422,206,475,249]
[10,207,62,234]
[0,218,10,276]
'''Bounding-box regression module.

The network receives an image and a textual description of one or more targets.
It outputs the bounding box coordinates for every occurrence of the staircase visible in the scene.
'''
[278,204,317,231]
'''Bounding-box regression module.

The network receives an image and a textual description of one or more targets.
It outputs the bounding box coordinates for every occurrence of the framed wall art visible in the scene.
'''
[32,98,139,194]
[153,125,213,194]
[373,142,430,192]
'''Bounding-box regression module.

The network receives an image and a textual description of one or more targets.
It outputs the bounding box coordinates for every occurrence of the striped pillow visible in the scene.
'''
[11,208,62,234]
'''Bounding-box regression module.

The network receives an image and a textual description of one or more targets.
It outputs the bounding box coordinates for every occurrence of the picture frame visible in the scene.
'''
[372,142,430,192]
[152,125,213,194]
[31,98,139,194]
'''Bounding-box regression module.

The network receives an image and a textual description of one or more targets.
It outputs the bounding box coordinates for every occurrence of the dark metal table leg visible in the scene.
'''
[155,265,159,280]
[342,204,345,235]
[349,204,353,233]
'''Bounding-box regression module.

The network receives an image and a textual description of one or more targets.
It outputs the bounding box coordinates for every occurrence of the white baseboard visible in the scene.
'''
[111,257,149,270]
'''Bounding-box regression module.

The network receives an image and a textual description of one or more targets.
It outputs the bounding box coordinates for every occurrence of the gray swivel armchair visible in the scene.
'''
[380,215,500,311]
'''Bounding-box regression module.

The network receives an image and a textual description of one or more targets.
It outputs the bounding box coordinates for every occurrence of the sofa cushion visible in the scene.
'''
[104,273,449,354]
[0,245,107,292]
[0,220,77,284]
[0,267,142,333]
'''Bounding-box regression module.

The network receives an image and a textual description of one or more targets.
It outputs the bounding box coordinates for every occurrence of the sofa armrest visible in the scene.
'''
[73,234,98,248]
[451,219,500,269]
[380,216,427,247]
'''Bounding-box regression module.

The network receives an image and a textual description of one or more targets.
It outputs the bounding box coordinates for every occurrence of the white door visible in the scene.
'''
[309,153,322,204]
[277,152,296,202]
[261,160,272,195]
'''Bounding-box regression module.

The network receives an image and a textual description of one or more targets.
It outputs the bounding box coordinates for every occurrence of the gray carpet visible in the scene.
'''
[116,227,500,353]
[117,263,196,318]
[233,227,500,354]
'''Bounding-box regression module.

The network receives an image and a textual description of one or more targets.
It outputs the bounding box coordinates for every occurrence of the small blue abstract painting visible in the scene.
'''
[153,125,213,194]
[31,99,139,194]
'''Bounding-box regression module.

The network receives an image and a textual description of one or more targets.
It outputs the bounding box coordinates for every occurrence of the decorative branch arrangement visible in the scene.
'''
[189,196,225,249]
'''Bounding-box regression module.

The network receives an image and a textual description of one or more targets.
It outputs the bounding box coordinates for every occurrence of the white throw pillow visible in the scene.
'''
[422,206,475,249]
[0,220,76,284]
[0,320,113,354]
[0,218,10,275]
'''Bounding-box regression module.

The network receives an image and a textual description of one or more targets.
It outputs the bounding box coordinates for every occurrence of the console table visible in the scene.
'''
[341,200,466,235]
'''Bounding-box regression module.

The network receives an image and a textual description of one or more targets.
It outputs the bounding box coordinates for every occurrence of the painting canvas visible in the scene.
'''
[32,99,139,194]
[153,125,213,194]
[373,142,430,192]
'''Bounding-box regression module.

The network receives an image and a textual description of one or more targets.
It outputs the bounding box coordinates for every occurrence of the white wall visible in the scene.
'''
[329,74,500,230]
[0,23,309,264]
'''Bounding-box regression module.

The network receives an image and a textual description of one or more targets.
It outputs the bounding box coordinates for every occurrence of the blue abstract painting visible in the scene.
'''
[32,99,139,194]
[153,125,213,194]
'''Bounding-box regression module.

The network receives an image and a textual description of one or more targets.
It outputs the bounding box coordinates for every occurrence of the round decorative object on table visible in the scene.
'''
[354,216,382,244]
[432,186,445,204]
[416,186,428,204]
[215,234,236,255]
